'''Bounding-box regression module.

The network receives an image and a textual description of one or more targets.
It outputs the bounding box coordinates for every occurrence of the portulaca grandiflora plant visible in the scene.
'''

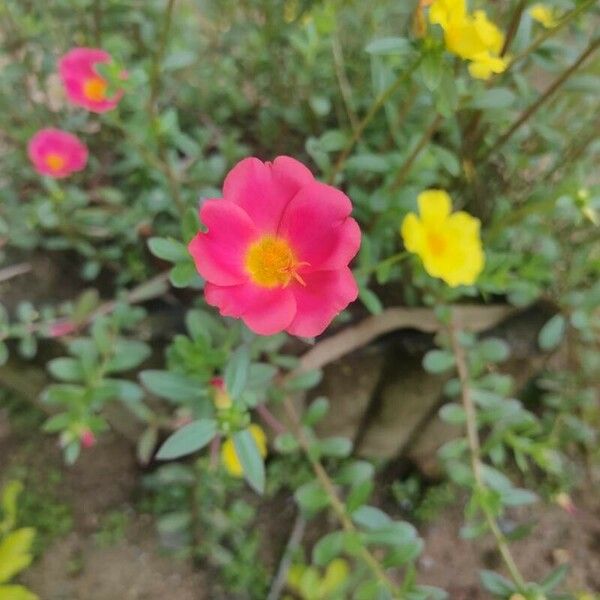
[0,0,598,598]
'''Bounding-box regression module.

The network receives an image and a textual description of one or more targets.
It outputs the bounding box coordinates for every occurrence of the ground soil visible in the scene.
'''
[1,402,599,600]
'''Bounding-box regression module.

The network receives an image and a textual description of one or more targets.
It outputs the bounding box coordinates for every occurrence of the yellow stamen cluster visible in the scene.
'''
[45,153,66,172]
[245,235,308,288]
[83,76,108,102]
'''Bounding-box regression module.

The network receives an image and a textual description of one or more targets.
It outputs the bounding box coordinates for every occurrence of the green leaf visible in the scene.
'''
[233,428,266,494]
[156,419,216,460]
[224,345,250,400]
[365,37,412,56]
[471,87,516,109]
[422,350,455,374]
[477,338,510,363]
[317,437,352,458]
[140,370,204,402]
[47,358,83,382]
[148,237,189,263]
[296,481,329,515]
[0,342,8,367]
[500,487,538,507]
[0,482,22,535]
[285,369,322,391]
[352,505,391,530]
[421,51,443,91]
[0,528,35,583]
[479,570,516,595]
[540,564,569,592]
[312,531,345,566]
[538,314,566,351]
[304,397,329,425]
[105,340,151,373]
[0,584,39,600]
[170,261,197,288]
[346,154,389,173]
[439,403,466,424]
[359,286,383,315]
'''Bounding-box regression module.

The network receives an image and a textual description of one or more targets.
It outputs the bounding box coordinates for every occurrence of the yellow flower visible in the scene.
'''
[530,4,559,28]
[400,190,484,287]
[468,51,509,80]
[221,424,267,477]
[429,0,507,80]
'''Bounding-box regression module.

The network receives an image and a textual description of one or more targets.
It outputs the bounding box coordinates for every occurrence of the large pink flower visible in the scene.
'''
[59,47,123,112]
[28,128,88,178]
[189,157,361,337]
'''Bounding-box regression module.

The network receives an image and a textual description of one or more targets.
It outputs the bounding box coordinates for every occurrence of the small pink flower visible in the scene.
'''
[188,157,361,337]
[59,47,123,112]
[48,319,77,337]
[28,129,88,178]
[80,429,96,449]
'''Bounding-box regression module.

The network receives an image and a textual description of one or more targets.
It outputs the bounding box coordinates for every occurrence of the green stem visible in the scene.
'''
[501,0,526,57]
[328,57,422,185]
[331,25,359,134]
[148,0,177,118]
[355,251,409,277]
[389,113,442,191]
[281,396,402,598]
[482,36,600,160]
[448,315,527,591]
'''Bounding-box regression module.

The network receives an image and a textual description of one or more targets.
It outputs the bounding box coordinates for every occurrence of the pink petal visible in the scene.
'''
[205,282,296,335]
[223,156,314,232]
[59,47,111,78]
[286,268,358,337]
[188,200,258,286]
[278,180,360,269]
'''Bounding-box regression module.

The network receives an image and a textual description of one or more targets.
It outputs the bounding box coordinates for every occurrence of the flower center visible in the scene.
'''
[45,153,66,172]
[427,231,447,256]
[245,235,308,288]
[83,76,108,102]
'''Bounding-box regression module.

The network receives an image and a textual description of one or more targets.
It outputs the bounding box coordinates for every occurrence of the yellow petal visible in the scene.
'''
[400,213,425,253]
[429,0,466,28]
[417,189,452,225]
[468,52,508,80]
[472,10,505,55]
[444,11,496,60]
[221,424,267,477]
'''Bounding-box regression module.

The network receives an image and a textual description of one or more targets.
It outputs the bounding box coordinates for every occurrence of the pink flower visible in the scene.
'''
[80,429,96,449]
[28,129,88,178]
[188,157,361,337]
[59,47,123,112]
[47,319,77,337]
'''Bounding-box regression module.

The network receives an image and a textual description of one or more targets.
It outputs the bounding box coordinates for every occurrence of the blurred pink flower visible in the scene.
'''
[59,47,123,112]
[28,129,88,178]
[80,429,96,449]
[189,157,361,337]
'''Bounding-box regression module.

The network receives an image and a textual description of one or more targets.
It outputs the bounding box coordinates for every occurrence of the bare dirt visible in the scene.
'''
[2,403,599,600]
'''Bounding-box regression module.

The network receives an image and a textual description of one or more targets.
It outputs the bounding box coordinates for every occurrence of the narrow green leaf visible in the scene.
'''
[148,237,189,263]
[224,345,250,400]
[538,314,566,351]
[156,419,216,460]
[479,570,516,595]
[423,349,455,374]
[233,428,266,494]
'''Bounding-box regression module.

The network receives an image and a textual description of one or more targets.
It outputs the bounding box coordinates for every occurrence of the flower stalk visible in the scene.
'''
[448,312,527,591]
